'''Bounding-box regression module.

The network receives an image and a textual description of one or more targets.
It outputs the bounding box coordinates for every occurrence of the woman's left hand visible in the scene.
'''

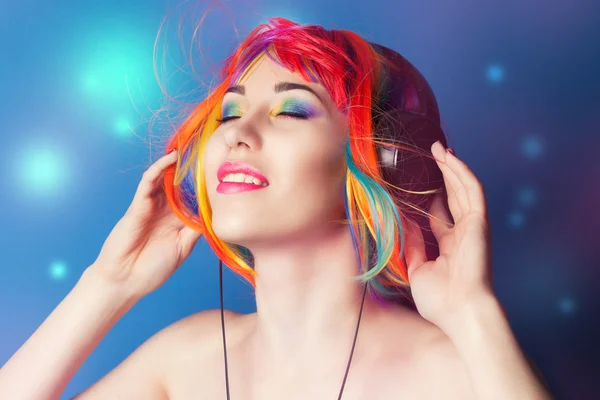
[405,140,495,334]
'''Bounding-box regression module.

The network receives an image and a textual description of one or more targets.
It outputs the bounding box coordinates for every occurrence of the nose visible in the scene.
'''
[222,114,263,151]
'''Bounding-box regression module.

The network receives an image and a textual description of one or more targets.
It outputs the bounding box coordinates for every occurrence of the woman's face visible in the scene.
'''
[204,55,350,248]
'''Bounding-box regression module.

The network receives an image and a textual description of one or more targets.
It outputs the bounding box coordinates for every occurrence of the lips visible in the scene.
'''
[216,161,269,194]
[217,161,269,184]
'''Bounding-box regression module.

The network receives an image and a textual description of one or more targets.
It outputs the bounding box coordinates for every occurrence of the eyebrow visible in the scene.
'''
[224,81,326,106]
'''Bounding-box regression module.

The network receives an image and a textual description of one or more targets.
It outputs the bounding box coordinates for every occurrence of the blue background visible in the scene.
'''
[1,0,599,398]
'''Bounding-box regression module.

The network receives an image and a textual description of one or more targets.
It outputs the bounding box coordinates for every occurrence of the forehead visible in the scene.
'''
[229,56,326,101]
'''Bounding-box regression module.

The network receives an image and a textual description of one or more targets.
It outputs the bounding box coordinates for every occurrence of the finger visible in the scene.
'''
[431,142,466,221]
[179,225,203,257]
[134,150,179,200]
[144,150,179,186]
[443,149,488,216]
[403,219,428,277]
[428,191,453,247]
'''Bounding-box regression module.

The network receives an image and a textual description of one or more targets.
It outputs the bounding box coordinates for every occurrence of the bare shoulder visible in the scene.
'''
[159,308,249,398]
[157,308,244,364]
[409,318,476,399]
[157,308,241,345]
[374,306,476,399]
[71,309,241,399]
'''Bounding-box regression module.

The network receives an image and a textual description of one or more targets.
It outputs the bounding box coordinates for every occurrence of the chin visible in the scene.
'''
[212,215,261,246]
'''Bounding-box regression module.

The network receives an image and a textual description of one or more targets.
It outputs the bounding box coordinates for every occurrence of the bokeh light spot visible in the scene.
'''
[486,64,505,83]
[49,261,68,281]
[16,142,69,197]
[521,135,544,160]
[115,116,132,136]
[558,296,577,315]
[507,210,525,229]
[517,186,538,208]
[83,74,101,93]
[78,27,155,108]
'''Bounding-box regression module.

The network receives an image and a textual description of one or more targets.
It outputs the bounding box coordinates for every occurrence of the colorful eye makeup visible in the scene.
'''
[218,98,320,124]
[271,98,320,118]
[221,102,244,118]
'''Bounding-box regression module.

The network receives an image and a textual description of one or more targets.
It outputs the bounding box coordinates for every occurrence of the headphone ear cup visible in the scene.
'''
[367,41,449,268]
[377,144,398,169]
[375,115,447,262]
[375,114,446,212]
[375,113,446,184]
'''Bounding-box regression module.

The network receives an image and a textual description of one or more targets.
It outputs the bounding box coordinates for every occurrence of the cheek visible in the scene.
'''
[304,135,345,183]
[203,136,226,195]
[275,139,346,204]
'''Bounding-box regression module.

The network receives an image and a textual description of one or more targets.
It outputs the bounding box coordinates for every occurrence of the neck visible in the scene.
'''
[244,225,387,370]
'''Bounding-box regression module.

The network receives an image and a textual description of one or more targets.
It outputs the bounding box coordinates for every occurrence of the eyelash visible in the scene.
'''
[216,111,308,124]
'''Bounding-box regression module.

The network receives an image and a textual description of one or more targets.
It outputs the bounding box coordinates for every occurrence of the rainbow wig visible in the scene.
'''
[162,17,447,306]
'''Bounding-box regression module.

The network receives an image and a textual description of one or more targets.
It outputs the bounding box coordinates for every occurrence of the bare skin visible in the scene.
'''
[160,307,473,400]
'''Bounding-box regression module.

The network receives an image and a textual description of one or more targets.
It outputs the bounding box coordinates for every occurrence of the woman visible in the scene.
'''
[0,17,553,400]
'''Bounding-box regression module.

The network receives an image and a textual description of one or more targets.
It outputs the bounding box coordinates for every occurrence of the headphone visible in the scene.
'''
[369,42,448,263]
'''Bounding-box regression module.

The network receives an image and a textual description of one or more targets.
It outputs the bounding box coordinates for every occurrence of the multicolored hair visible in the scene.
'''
[161,17,447,306]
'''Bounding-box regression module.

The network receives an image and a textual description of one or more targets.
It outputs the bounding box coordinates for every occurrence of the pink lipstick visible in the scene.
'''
[217,161,269,194]
[217,182,266,194]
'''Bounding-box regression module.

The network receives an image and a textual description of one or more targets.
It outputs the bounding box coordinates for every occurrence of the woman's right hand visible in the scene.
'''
[90,150,203,299]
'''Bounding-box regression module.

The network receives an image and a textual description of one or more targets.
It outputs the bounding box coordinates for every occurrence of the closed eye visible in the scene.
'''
[216,111,308,124]
[278,111,308,119]
[215,116,240,124]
